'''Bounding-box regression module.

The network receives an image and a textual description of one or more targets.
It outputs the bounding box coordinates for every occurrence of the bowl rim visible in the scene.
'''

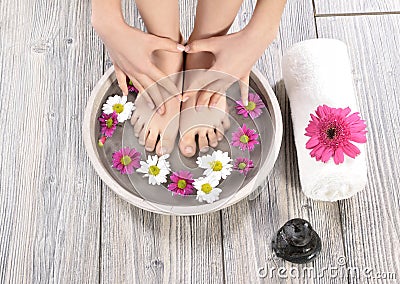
[83,66,283,215]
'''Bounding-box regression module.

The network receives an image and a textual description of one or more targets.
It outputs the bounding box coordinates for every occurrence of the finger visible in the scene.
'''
[209,93,223,107]
[147,64,181,101]
[136,73,164,113]
[195,90,213,110]
[154,36,186,53]
[136,74,161,109]
[239,74,250,106]
[114,64,129,96]
[185,38,217,53]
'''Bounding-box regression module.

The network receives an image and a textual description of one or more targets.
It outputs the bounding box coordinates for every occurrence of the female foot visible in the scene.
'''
[130,49,183,156]
[178,86,230,158]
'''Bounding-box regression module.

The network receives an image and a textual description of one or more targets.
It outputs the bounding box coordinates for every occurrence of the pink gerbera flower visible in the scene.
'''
[127,78,139,93]
[233,157,254,175]
[112,147,141,174]
[231,124,259,151]
[167,170,194,196]
[305,104,367,165]
[98,111,118,137]
[236,92,265,119]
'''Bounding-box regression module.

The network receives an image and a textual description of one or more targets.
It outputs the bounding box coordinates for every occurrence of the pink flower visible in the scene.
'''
[112,147,141,174]
[305,104,367,165]
[233,157,254,175]
[127,78,139,93]
[167,171,194,196]
[98,111,118,137]
[236,92,265,119]
[231,124,259,151]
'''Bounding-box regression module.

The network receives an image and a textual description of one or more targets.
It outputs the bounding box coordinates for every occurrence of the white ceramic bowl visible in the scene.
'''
[83,66,282,215]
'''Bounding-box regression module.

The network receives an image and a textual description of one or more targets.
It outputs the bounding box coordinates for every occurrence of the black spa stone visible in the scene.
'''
[272,218,321,264]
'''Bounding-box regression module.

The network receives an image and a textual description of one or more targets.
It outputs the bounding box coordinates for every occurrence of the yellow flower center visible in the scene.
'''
[148,165,160,176]
[128,80,133,86]
[201,183,213,194]
[245,101,256,111]
[106,118,114,128]
[177,179,187,189]
[238,162,247,170]
[120,155,131,166]
[112,103,124,114]
[210,160,223,171]
[240,135,249,144]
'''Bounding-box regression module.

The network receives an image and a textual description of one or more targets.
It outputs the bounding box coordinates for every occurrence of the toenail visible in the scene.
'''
[200,146,209,153]
[211,142,218,147]
[185,146,193,153]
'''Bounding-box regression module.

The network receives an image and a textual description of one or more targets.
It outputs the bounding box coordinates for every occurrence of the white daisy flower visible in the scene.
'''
[196,150,233,181]
[102,95,135,123]
[193,175,222,204]
[136,154,171,185]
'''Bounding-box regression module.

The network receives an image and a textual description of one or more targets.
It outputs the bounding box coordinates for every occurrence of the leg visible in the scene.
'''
[178,0,243,157]
[131,0,183,156]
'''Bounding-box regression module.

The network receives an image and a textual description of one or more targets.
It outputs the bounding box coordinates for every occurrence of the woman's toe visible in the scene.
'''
[198,130,210,153]
[179,130,197,157]
[134,120,144,137]
[130,113,139,125]
[138,128,148,146]
[145,130,158,152]
[222,115,231,130]
[207,129,218,148]
[156,135,175,156]
[216,124,225,141]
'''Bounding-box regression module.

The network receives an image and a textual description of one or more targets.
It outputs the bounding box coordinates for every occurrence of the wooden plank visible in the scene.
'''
[221,0,348,283]
[314,0,400,15]
[317,15,400,282]
[0,0,103,282]
[99,0,224,283]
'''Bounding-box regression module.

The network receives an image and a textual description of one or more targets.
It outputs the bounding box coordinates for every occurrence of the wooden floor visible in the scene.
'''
[1,0,399,283]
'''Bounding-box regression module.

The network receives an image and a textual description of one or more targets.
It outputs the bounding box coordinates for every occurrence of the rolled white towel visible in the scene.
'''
[282,39,368,201]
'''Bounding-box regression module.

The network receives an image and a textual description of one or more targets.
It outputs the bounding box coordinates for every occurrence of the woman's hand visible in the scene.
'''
[184,28,277,106]
[92,17,185,114]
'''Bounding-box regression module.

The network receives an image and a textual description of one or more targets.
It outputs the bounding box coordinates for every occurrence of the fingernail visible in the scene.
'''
[177,44,185,52]
[157,108,164,115]
[160,147,168,155]
[211,102,217,107]
[243,99,248,106]
[185,146,193,153]
[147,103,154,109]
[218,136,223,141]
[200,146,209,153]
[184,46,190,52]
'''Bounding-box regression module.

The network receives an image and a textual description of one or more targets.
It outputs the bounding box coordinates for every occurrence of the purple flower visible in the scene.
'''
[167,170,194,196]
[231,124,259,151]
[233,157,254,175]
[236,93,265,119]
[99,111,118,137]
[112,147,141,174]
[127,78,139,93]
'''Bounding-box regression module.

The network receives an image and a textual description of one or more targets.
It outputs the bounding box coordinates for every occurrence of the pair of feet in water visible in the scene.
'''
[130,49,230,158]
